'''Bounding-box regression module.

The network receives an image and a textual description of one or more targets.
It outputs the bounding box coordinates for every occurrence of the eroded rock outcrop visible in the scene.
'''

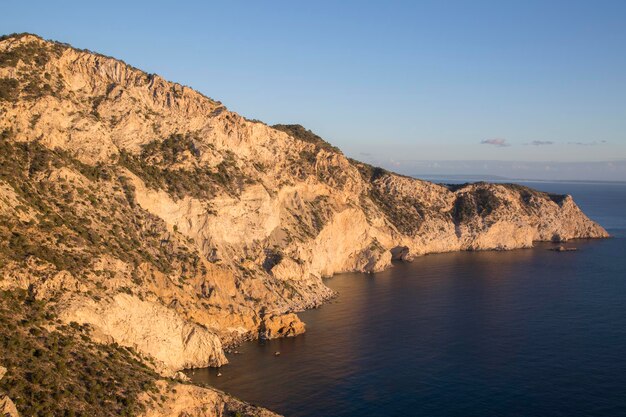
[0,366,19,417]
[59,293,227,372]
[140,381,281,417]
[0,394,19,417]
[259,313,306,340]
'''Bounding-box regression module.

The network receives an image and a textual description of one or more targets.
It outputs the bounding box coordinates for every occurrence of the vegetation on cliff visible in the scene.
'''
[118,133,245,200]
[0,34,65,101]
[271,124,340,154]
[0,131,202,281]
[0,289,158,417]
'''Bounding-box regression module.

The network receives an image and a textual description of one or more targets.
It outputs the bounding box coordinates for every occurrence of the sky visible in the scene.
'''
[2,0,626,180]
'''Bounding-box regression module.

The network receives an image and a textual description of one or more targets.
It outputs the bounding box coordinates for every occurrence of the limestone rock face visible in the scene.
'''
[140,380,281,417]
[0,33,609,379]
[0,366,19,417]
[260,313,306,340]
[0,394,19,417]
[59,294,228,372]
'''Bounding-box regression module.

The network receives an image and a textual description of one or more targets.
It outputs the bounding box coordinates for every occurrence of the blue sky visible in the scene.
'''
[2,0,625,180]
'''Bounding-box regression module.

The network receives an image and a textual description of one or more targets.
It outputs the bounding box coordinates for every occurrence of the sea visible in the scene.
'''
[188,180,626,417]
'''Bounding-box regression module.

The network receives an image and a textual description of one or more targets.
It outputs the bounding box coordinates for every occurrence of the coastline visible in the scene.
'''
[189,234,611,371]
[185,231,623,417]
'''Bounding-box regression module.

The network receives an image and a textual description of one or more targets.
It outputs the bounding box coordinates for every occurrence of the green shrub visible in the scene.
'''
[272,124,341,153]
[0,77,19,101]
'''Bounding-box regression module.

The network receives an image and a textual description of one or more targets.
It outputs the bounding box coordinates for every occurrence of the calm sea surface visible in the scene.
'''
[189,181,626,417]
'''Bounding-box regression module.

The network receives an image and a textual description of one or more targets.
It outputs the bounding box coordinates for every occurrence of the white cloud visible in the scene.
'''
[568,140,608,146]
[481,138,509,147]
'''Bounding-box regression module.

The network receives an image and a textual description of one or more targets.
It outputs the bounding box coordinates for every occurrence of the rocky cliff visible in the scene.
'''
[139,381,281,417]
[0,366,19,417]
[0,287,278,417]
[0,33,608,415]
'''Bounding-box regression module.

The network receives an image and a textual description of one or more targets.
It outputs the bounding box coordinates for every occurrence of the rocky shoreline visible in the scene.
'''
[0,33,609,416]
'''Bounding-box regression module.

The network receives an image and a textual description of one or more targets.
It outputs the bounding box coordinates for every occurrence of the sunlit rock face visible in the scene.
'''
[0,366,19,417]
[139,381,282,417]
[0,34,608,374]
[259,313,306,340]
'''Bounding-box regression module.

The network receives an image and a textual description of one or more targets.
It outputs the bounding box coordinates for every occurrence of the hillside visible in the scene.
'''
[0,33,608,416]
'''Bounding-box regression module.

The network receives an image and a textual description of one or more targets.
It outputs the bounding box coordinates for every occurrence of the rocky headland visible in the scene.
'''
[0,33,608,416]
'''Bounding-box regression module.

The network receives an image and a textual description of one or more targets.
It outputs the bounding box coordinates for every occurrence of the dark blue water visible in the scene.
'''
[189,182,626,417]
